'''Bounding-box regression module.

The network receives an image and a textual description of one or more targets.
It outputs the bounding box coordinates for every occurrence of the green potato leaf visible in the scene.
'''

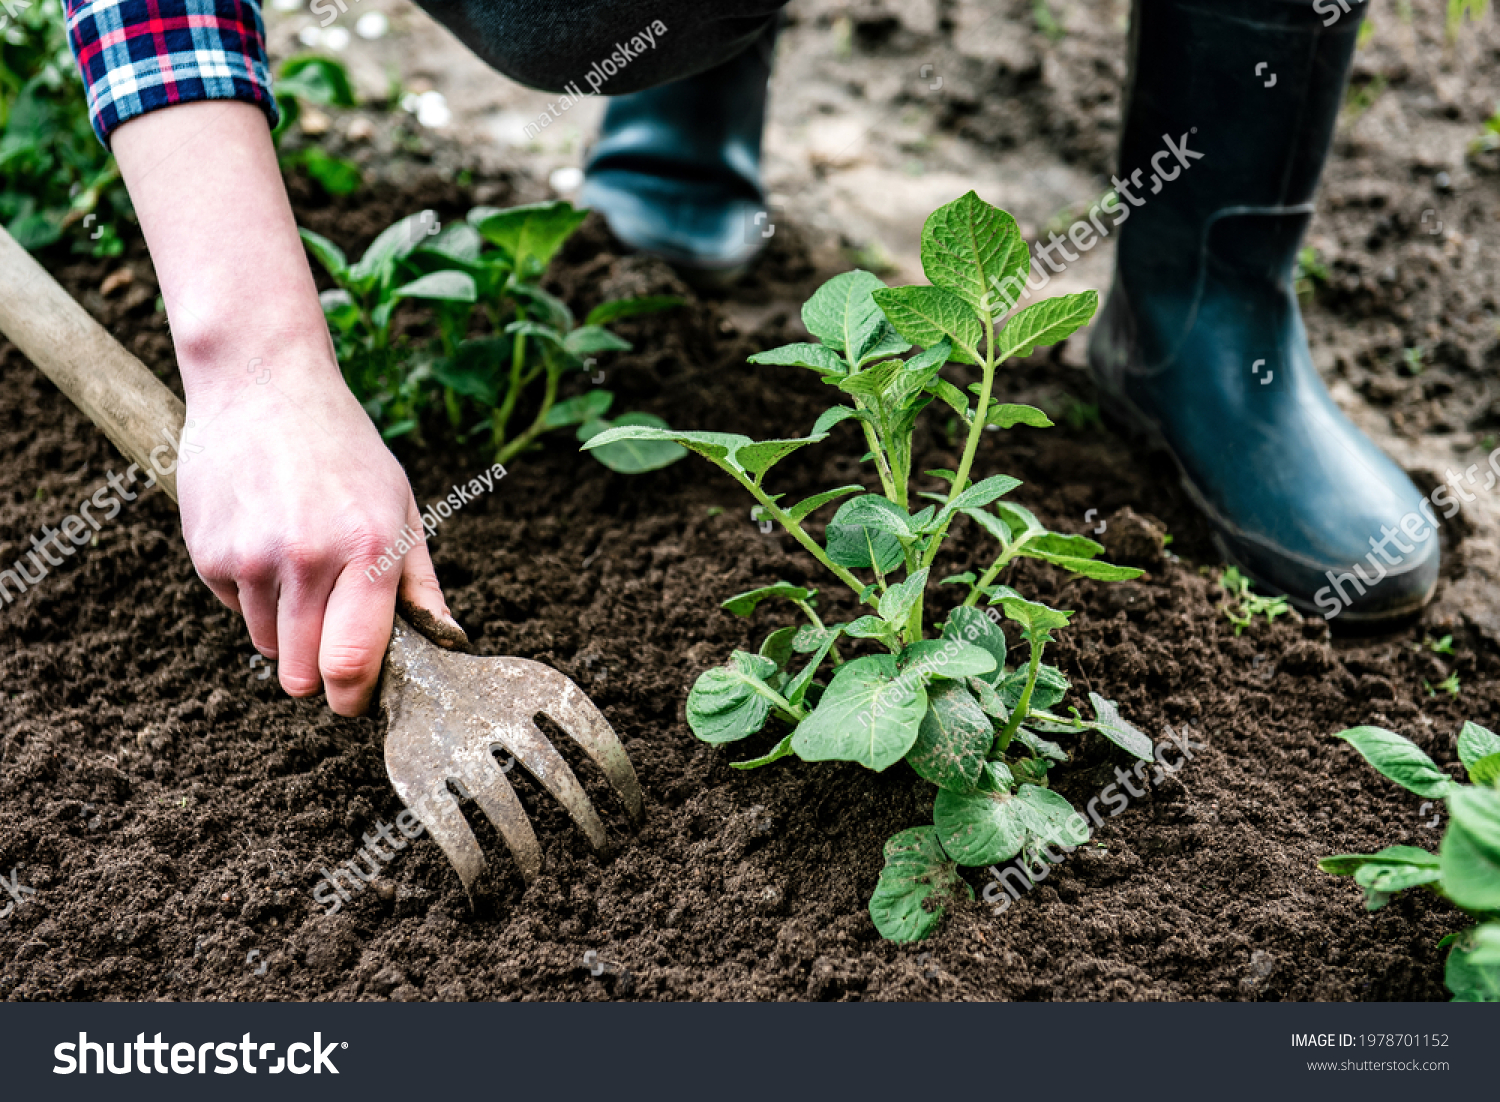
[871,284,982,363]
[898,639,998,682]
[1085,693,1154,761]
[563,326,632,355]
[999,663,1070,712]
[995,593,1073,645]
[1470,753,1500,787]
[758,626,800,673]
[1319,844,1439,877]
[584,295,683,327]
[919,190,1030,316]
[577,413,688,473]
[878,568,929,628]
[1441,786,1500,911]
[801,270,892,363]
[785,627,843,708]
[791,654,926,771]
[392,270,478,303]
[349,212,440,289]
[983,402,1054,429]
[993,290,1099,362]
[868,826,973,943]
[786,484,865,523]
[924,377,973,422]
[1445,926,1500,1002]
[749,342,849,376]
[1019,549,1144,581]
[685,651,783,745]
[1335,726,1455,799]
[544,389,615,428]
[736,436,829,479]
[731,734,796,771]
[298,227,349,280]
[581,425,754,471]
[935,773,1084,866]
[471,200,589,273]
[721,583,814,618]
[810,406,867,436]
[942,607,1007,685]
[1459,721,1500,776]
[905,680,994,793]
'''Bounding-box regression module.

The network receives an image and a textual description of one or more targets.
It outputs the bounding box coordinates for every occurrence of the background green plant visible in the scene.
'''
[272,54,363,198]
[586,191,1153,941]
[1320,720,1500,1001]
[0,0,125,253]
[302,199,685,471]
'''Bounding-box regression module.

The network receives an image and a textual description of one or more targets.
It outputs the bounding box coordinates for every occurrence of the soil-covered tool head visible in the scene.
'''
[380,613,644,893]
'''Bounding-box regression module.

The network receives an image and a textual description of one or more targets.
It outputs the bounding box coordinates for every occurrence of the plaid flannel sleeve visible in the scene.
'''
[66,0,280,147]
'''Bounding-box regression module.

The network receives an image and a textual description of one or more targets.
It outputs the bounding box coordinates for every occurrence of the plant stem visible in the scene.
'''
[997,637,1044,752]
[961,538,1031,608]
[859,415,901,508]
[731,473,875,608]
[919,321,997,575]
[792,599,845,666]
[492,307,528,450]
[496,359,558,465]
[758,681,807,724]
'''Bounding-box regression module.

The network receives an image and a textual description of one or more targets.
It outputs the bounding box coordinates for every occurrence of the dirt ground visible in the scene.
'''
[2,0,1498,1000]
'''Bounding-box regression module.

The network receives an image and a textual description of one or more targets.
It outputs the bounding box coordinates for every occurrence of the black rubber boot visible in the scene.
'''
[580,18,777,280]
[1089,0,1438,625]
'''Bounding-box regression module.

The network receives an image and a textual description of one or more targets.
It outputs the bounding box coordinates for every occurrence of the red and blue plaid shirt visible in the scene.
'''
[66,0,279,145]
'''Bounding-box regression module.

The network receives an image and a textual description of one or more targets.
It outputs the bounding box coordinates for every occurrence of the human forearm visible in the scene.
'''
[108,101,454,716]
[110,101,340,408]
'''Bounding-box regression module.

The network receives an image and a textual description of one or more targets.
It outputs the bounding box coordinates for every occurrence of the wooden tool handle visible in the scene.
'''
[0,226,185,503]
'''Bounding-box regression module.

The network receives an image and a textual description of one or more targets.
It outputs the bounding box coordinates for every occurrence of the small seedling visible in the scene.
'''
[1320,720,1500,1001]
[1470,104,1500,157]
[1033,0,1065,42]
[1425,673,1462,699]
[1218,566,1291,635]
[1449,0,1490,41]
[1293,247,1329,302]
[302,200,684,470]
[1414,634,1456,656]
[1402,346,1425,376]
[586,192,1150,942]
[1060,396,1102,432]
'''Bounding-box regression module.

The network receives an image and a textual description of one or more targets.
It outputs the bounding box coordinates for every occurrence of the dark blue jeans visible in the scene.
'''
[415,0,789,95]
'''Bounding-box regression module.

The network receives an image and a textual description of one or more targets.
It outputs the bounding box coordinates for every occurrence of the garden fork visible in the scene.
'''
[0,226,645,894]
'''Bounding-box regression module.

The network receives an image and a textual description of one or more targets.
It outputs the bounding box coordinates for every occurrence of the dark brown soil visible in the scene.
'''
[0,172,1488,1001]
[5,0,1500,1001]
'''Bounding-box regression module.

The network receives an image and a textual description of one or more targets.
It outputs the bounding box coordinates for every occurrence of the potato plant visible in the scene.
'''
[1320,721,1500,1001]
[301,200,684,471]
[0,0,126,254]
[271,55,363,198]
[585,192,1155,941]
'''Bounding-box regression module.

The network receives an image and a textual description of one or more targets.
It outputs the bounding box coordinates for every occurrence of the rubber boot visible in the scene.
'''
[580,18,777,280]
[1089,0,1438,625]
